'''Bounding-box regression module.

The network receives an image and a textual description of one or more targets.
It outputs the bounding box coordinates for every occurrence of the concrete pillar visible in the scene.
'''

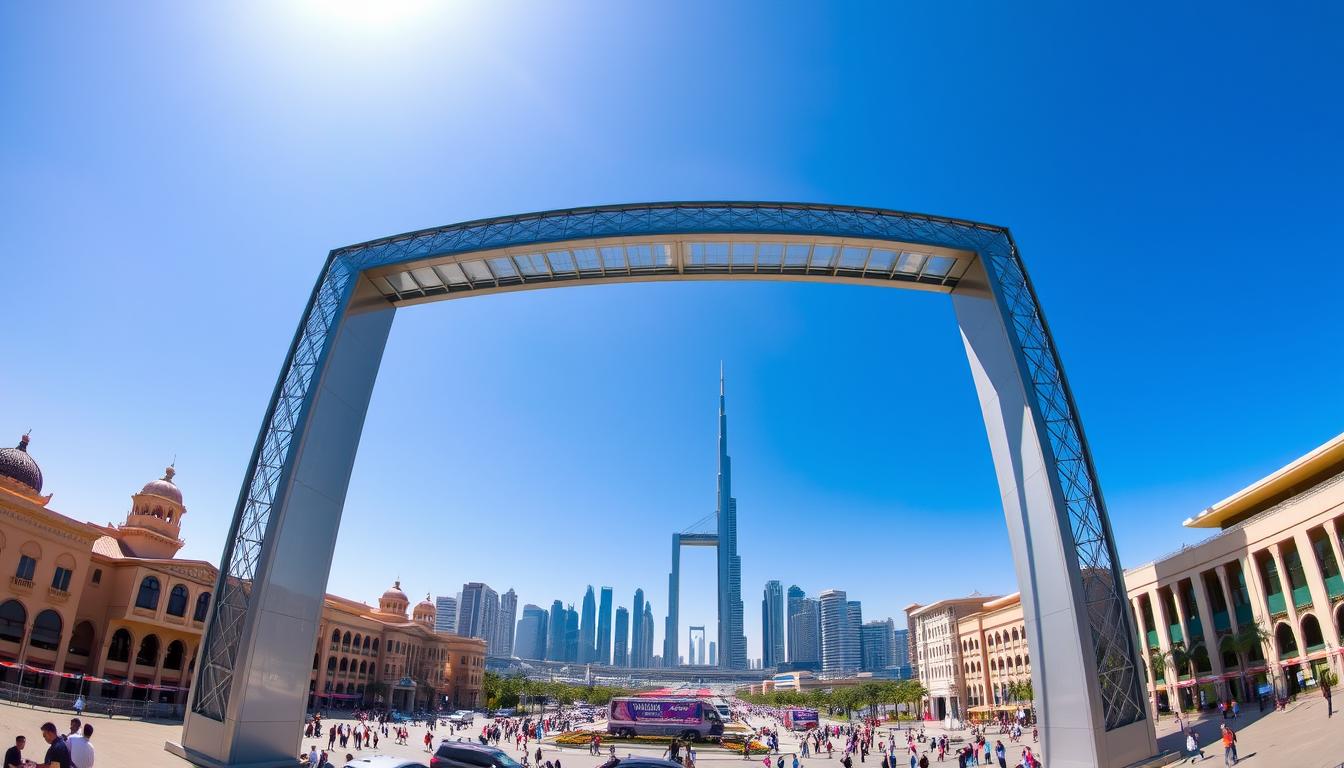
[47,617,72,692]
[1190,573,1224,673]
[1269,543,1304,650]
[1149,589,1175,706]
[1239,554,1271,631]
[1293,531,1341,648]
[1323,519,1344,589]
[1215,565,1241,635]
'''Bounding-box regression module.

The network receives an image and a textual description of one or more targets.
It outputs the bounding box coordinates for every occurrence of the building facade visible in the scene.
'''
[820,589,859,675]
[613,606,629,667]
[434,596,458,634]
[579,586,596,663]
[906,596,1001,720]
[0,434,484,712]
[762,580,784,669]
[1125,432,1344,712]
[787,588,820,666]
[861,619,893,673]
[495,589,517,658]
[596,587,613,665]
[514,604,547,661]
[955,594,1031,719]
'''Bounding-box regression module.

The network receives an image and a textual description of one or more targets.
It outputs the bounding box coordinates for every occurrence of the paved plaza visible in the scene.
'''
[0,697,1341,768]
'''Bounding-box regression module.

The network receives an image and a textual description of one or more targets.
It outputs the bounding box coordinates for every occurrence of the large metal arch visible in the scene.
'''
[172,202,1154,768]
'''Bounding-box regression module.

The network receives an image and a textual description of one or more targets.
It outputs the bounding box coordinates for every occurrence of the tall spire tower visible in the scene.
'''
[716,365,748,669]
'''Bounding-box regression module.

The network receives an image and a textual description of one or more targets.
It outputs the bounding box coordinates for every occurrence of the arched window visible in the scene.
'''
[68,621,95,656]
[353,633,362,651]
[0,600,26,644]
[327,657,337,673]
[194,592,210,622]
[363,635,371,650]
[339,658,348,672]
[135,634,160,666]
[107,628,132,662]
[166,585,189,617]
[331,629,341,645]
[1275,623,1299,657]
[342,631,351,649]
[359,660,367,675]
[372,639,379,654]
[1302,614,1326,650]
[313,653,320,671]
[135,576,161,610]
[1011,627,1019,641]
[29,609,62,651]
[164,640,186,670]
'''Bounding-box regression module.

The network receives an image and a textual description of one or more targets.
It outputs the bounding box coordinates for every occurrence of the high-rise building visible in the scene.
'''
[564,605,579,662]
[434,595,458,634]
[579,586,597,663]
[847,599,863,670]
[708,641,717,667]
[642,601,655,667]
[891,628,910,668]
[820,589,860,675]
[631,588,645,667]
[861,619,894,672]
[787,588,820,665]
[762,580,785,668]
[515,604,548,660]
[715,370,748,670]
[546,600,566,661]
[614,606,630,667]
[496,589,518,657]
[458,583,499,652]
[596,587,614,665]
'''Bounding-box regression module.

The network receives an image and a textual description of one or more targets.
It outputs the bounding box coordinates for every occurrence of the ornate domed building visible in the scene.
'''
[0,428,485,712]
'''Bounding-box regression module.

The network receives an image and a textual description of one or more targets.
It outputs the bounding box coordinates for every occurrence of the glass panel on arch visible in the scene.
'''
[839,246,869,269]
[923,255,956,277]
[461,260,494,282]
[600,246,626,269]
[757,243,784,266]
[895,252,929,274]
[574,248,601,272]
[652,243,673,267]
[546,250,575,273]
[389,272,419,292]
[437,263,468,285]
[410,267,442,288]
[809,244,836,269]
[625,244,654,268]
[783,243,811,266]
[372,276,397,295]
[866,248,896,272]
[730,243,756,266]
[514,253,549,276]
[703,242,729,265]
[488,257,518,278]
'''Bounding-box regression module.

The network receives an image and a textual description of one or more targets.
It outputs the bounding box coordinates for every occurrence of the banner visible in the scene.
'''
[610,699,701,723]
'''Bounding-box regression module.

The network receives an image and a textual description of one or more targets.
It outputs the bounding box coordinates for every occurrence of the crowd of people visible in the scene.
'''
[4,717,95,768]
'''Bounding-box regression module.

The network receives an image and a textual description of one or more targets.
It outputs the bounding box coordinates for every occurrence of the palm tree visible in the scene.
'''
[1220,620,1270,702]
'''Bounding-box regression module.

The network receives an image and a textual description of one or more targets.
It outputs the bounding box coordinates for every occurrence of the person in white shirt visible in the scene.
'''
[309,746,319,766]
[67,723,94,768]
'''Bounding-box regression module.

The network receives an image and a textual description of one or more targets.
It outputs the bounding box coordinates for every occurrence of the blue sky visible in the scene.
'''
[2,2,1341,663]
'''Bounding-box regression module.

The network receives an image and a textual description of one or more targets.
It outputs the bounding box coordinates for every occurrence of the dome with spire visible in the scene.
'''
[413,594,436,626]
[139,465,183,504]
[0,432,43,495]
[379,580,409,617]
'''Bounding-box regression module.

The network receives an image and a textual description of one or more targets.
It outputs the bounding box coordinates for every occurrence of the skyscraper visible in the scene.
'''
[820,589,859,675]
[762,580,785,668]
[642,601,655,667]
[458,583,499,652]
[614,606,630,667]
[708,641,717,667]
[847,599,863,667]
[496,589,518,657]
[546,600,566,661]
[631,589,645,667]
[515,604,548,660]
[861,619,893,672]
[787,588,821,666]
[564,605,579,662]
[579,586,597,663]
[596,587,614,665]
[434,595,458,634]
[891,627,910,667]
[715,369,748,669]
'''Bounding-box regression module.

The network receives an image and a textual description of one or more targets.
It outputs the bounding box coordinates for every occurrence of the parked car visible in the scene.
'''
[431,742,524,768]
[344,756,429,768]
[598,758,686,768]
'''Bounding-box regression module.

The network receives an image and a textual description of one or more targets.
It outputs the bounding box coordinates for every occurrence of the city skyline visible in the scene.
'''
[5,3,1341,678]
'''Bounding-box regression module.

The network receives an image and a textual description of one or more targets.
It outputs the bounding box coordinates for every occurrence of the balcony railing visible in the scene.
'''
[1266,592,1287,616]
[1292,586,1314,610]
[9,576,33,591]
[1326,574,1344,600]
[47,586,70,602]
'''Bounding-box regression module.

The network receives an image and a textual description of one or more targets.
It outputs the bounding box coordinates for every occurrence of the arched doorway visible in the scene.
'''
[1276,623,1301,697]
[179,203,1156,768]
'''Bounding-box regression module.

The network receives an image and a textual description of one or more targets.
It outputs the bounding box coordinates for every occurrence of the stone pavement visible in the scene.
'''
[0,699,1340,768]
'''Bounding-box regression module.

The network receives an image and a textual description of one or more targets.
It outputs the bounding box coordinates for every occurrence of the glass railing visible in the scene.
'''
[1292,586,1314,609]
[1267,592,1287,615]
[1327,574,1344,599]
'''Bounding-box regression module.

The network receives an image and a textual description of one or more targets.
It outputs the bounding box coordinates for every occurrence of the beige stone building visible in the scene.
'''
[954,593,1031,721]
[0,432,483,712]
[905,595,999,720]
[1125,431,1344,713]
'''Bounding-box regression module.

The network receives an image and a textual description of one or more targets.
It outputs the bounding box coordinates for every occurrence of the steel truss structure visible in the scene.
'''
[178,202,1153,768]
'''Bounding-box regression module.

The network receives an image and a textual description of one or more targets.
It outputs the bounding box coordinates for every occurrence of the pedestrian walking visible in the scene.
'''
[1219,724,1237,766]
[1185,730,1205,763]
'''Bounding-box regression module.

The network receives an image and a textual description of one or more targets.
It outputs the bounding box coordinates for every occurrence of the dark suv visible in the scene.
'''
[430,742,523,768]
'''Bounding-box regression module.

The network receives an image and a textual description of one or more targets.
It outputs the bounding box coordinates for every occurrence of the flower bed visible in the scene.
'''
[550,731,766,753]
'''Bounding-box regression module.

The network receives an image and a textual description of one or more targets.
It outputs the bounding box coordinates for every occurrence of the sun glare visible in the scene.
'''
[299,0,439,32]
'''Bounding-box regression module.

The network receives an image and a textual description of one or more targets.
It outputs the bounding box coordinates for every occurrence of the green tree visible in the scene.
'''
[1220,620,1271,704]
